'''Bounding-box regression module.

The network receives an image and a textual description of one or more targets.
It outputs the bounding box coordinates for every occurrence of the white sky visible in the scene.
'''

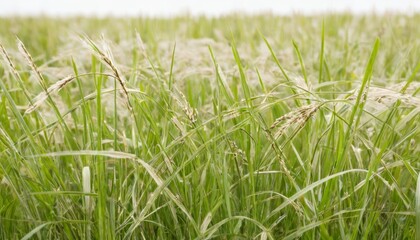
[0,0,419,17]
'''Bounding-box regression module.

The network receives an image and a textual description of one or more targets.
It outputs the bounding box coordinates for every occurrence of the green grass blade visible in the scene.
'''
[21,223,51,240]
[318,20,325,83]
[292,40,308,86]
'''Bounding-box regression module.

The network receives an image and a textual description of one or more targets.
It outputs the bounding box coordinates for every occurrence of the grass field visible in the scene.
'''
[0,14,419,239]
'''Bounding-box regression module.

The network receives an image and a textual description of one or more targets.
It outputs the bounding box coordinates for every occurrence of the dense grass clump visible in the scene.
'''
[0,14,419,239]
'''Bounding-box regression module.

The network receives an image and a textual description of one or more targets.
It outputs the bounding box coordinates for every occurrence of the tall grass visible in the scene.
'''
[0,14,419,239]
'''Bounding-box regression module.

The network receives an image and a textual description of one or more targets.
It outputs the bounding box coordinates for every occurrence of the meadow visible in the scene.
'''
[0,14,419,239]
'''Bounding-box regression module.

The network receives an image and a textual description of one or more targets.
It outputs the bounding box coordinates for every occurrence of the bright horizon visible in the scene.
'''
[1,0,420,17]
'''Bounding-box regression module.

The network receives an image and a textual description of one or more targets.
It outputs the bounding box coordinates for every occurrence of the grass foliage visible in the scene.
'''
[0,14,419,239]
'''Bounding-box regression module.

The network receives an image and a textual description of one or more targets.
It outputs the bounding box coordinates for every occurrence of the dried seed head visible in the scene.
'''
[0,43,20,78]
[228,140,246,161]
[17,38,47,89]
[25,75,75,114]
[369,87,420,107]
[84,37,132,112]
[174,90,197,123]
[270,103,321,139]
[346,85,420,109]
